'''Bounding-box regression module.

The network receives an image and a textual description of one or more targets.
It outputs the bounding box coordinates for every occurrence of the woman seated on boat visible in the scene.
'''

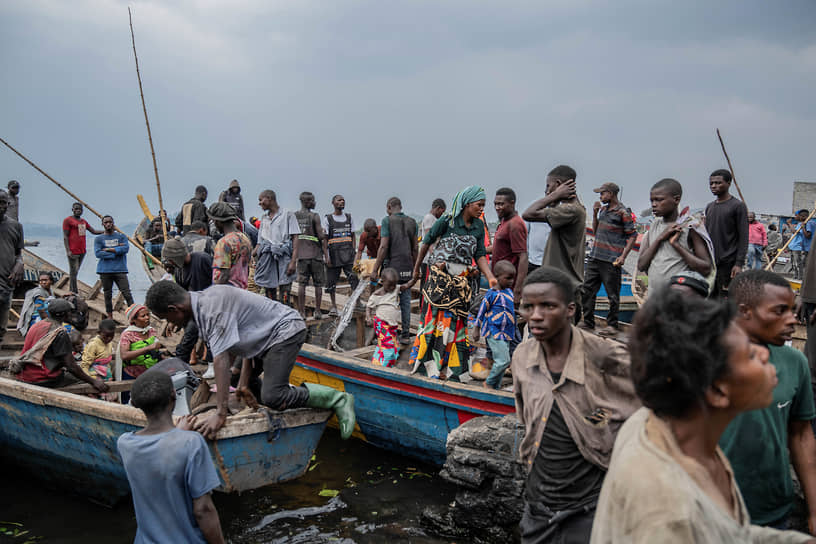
[13,298,108,393]
[591,289,811,542]
[408,185,496,381]
[118,304,165,381]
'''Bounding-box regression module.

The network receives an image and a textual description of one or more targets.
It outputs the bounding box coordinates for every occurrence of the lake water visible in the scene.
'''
[6,231,457,543]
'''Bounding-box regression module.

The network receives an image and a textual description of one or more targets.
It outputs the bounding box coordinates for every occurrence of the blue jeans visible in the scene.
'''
[485,338,511,389]
[747,243,764,270]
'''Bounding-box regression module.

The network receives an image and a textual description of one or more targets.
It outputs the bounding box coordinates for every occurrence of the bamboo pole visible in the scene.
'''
[0,137,162,266]
[128,7,168,241]
[716,129,747,207]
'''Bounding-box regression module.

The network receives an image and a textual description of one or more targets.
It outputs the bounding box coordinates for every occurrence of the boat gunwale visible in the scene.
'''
[0,376,330,440]
[298,343,515,410]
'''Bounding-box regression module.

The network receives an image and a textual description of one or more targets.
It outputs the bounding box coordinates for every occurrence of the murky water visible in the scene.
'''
[0,429,456,543]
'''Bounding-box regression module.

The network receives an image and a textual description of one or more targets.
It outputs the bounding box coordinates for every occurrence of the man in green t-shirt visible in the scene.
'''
[720,270,816,531]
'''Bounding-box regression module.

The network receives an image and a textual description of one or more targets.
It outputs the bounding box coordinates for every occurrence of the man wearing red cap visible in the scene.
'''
[579,182,636,336]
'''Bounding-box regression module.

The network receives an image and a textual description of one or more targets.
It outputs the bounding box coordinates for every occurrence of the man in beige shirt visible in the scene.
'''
[591,288,812,543]
[513,266,639,543]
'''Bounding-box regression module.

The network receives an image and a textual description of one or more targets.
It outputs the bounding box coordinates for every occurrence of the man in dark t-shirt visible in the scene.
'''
[493,187,528,301]
[0,190,24,344]
[371,197,417,344]
[705,168,748,298]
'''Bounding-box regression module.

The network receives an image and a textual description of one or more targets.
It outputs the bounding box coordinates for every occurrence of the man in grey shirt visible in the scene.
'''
[145,281,355,440]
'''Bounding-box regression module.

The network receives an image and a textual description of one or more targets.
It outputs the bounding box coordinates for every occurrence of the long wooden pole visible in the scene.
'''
[0,137,162,266]
[128,7,168,241]
[716,128,747,207]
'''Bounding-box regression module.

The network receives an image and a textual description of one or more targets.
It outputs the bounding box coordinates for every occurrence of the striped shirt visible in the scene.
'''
[475,287,516,342]
[591,203,636,263]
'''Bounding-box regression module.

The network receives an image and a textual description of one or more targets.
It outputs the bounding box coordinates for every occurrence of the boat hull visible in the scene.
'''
[292,345,516,466]
[0,377,330,505]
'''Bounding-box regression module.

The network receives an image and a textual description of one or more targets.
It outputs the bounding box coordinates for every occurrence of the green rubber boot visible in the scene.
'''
[304,383,356,440]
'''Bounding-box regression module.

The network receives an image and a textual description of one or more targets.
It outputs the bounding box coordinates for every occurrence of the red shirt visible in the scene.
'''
[492,214,528,271]
[63,216,92,255]
[358,227,381,259]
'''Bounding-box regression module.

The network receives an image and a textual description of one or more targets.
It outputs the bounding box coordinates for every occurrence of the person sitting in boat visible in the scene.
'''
[16,271,55,338]
[81,319,116,382]
[117,370,225,544]
[118,304,164,382]
[366,267,406,368]
[143,216,167,260]
[408,185,496,381]
[591,289,812,543]
[144,281,356,441]
[14,298,108,392]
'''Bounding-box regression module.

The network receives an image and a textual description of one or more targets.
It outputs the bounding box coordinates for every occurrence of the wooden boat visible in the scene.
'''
[292,343,515,466]
[0,376,331,506]
[4,248,333,505]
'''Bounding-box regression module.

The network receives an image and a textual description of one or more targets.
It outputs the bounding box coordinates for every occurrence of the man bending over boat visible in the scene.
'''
[14,298,108,393]
[145,281,356,440]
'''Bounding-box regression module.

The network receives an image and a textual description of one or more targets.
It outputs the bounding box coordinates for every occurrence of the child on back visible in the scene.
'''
[637,178,712,294]
[366,267,408,367]
[118,371,224,544]
[472,260,516,389]
[81,319,116,382]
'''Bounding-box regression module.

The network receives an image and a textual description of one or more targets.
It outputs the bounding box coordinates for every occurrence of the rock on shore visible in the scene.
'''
[422,414,525,543]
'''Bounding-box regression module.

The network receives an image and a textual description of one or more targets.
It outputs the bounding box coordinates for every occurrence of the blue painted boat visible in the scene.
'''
[292,344,516,466]
[0,377,331,505]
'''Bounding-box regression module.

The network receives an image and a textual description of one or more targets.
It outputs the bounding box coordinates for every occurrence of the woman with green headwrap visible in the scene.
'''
[408,185,496,381]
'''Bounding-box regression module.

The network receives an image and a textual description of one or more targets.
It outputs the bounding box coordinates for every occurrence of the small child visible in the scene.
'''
[472,260,516,389]
[366,268,408,367]
[118,371,224,544]
[81,319,116,381]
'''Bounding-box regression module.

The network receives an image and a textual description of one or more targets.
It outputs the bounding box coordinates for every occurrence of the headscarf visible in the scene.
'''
[125,303,147,324]
[446,185,486,227]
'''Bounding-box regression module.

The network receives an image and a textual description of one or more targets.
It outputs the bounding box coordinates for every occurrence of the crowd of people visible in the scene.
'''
[3,167,816,542]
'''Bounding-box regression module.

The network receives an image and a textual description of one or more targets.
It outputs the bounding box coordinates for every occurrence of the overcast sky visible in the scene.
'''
[2,0,815,228]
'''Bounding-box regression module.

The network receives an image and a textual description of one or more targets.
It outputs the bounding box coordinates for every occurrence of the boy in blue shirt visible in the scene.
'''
[472,260,516,389]
[118,370,224,544]
[94,215,134,318]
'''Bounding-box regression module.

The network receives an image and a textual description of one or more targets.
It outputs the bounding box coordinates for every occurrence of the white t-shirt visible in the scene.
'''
[321,213,354,235]
[526,221,552,267]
